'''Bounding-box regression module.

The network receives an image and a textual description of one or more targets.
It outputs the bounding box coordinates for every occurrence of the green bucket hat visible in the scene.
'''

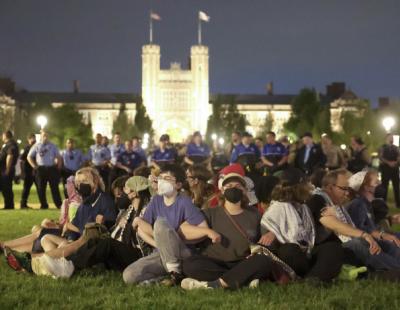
[125,176,150,193]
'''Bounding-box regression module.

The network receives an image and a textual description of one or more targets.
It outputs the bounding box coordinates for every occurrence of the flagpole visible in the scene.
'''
[149,11,153,43]
[198,18,201,45]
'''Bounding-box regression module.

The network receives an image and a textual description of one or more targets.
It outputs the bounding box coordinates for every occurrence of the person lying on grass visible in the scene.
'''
[0,176,81,254]
[260,167,344,283]
[180,172,295,290]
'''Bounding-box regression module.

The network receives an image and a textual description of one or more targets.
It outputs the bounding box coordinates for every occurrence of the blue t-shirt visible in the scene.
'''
[117,150,143,170]
[230,143,260,164]
[61,149,84,171]
[262,142,288,164]
[72,191,116,234]
[186,143,211,159]
[88,144,111,166]
[109,143,125,165]
[142,194,205,231]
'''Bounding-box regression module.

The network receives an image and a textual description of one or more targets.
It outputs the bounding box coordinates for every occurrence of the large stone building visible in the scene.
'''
[142,44,209,141]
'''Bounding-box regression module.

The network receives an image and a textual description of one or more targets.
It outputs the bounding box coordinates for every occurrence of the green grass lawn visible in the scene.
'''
[1,211,400,309]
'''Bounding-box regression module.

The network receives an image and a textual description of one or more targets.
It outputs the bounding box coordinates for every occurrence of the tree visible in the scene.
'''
[112,103,139,141]
[284,88,329,140]
[133,97,154,138]
[206,95,248,143]
[256,112,274,137]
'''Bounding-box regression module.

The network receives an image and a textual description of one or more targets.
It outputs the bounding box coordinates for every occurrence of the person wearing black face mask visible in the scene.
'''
[180,173,283,290]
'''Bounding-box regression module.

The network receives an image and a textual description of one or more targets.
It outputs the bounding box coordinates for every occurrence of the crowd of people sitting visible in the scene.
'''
[1,128,400,289]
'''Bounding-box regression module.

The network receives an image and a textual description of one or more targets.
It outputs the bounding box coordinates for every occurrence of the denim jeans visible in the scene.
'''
[343,237,400,270]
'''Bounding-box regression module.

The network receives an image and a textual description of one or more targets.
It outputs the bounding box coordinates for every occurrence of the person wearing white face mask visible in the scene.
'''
[123,164,219,286]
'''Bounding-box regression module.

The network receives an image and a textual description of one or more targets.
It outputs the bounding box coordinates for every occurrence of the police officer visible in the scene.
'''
[261,131,288,175]
[184,131,211,167]
[108,132,125,190]
[27,131,62,209]
[132,136,147,165]
[379,133,400,208]
[115,140,144,175]
[20,133,38,209]
[294,132,326,176]
[0,130,19,209]
[60,138,84,197]
[347,136,371,173]
[151,134,177,170]
[230,132,261,175]
[88,133,111,190]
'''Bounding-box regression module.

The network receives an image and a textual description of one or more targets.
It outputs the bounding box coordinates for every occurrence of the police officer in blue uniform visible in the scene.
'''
[151,134,177,169]
[184,131,211,167]
[20,133,38,209]
[230,132,261,175]
[108,132,125,190]
[60,138,84,197]
[88,133,111,190]
[27,131,62,209]
[115,140,144,175]
[261,131,288,175]
[0,130,19,209]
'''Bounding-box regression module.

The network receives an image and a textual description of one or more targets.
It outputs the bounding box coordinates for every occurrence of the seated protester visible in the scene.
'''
[347,170,400,254]
[184,131,211,167]
[28,175,153,279]
[122,164,207,285]
[115,140,144,176]
[261,131,288,175]
[1,177,81,256]
[230,132,261,175]
[40,167,116,252]
[180,172,282,290]
[151,134,177,170]
[186,164,214,209]
[260,168,344,282]
[308,169,400,271]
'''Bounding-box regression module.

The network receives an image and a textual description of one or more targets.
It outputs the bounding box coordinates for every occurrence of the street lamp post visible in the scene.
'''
[382,116,395,133]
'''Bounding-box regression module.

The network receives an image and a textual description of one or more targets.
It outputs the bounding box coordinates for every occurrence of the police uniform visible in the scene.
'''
[186,143,211,165]
[108,143,125,191]
[262,142,288,174]
[60,148,84,196]
[117,151,143,174]
[88,144,111,189]
[230,143,261,174]
[379,143,400,207]
[0,139,19,209]
[132,146,147,165]
[152,148,176,168]
[20,143,38,208]
[28,141,62,209]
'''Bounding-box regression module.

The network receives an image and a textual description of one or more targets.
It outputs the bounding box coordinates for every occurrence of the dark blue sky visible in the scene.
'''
[1,0,399,104]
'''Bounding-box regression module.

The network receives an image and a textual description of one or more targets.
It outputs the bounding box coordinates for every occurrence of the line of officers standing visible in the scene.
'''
[1,129,400,209]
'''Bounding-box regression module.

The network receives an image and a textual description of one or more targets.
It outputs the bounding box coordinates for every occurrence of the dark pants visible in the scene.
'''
[182,254,274,289]
[61,168,76,198]
[35,166,62,209]
[21,170,38,207]
[67,238,142,272]
[0,172,15,209]
[381,166,400,207]
[275,242,343,282]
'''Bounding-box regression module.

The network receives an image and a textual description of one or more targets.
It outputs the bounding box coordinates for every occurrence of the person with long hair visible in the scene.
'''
[260,168,344,282]
[186,164,214,208]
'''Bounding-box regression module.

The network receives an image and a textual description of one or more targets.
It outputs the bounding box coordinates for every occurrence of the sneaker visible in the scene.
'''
[43,255,74,279]
[248,279,259,289]
[4,246,32,272]
[160,271,185,287]
[31,255,74,278]
[181,278,213,290]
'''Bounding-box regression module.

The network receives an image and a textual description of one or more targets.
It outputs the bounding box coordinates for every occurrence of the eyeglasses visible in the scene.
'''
[334,184,349,192]
[157,176,176,182]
